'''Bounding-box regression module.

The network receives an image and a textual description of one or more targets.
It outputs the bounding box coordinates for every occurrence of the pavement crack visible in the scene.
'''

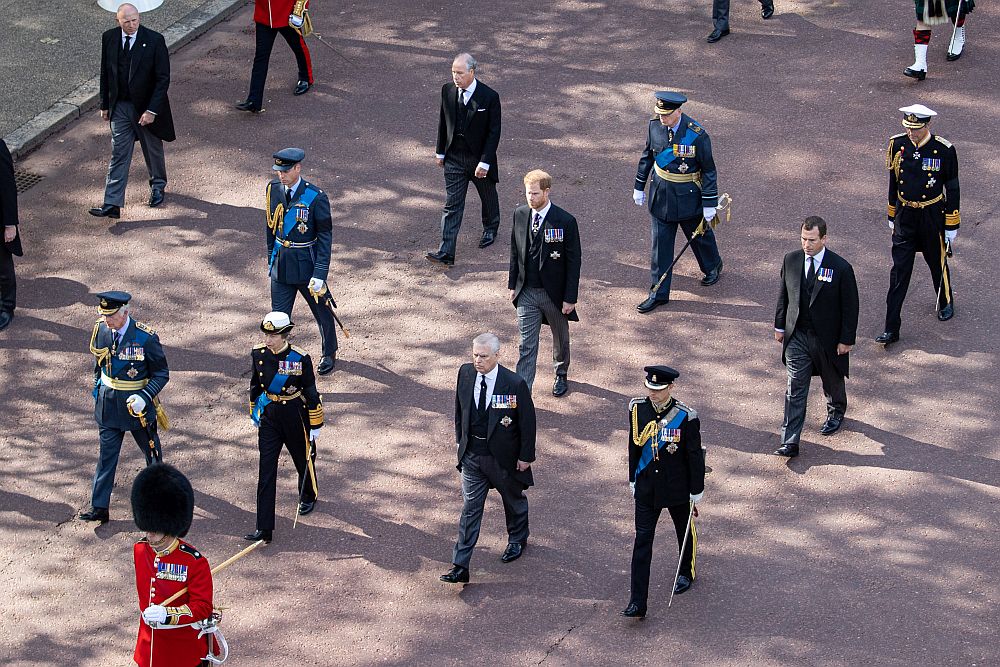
[537,612,589,664]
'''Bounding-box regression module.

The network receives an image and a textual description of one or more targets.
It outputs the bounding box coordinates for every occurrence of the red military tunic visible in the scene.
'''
[254,0,308,28]
[133,538,214,667]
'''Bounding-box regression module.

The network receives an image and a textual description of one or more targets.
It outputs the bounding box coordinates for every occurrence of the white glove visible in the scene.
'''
[629,482,636,497]
[308,278,325,293]
[142,605,168,626]
[703,207,717,221]
[288,13,304,28]
[690,492,703,504]
[309,428,321,441]
[888,219,894,231]
[632,189,645,206]
[127,394,147,415]
[944,229,958,243]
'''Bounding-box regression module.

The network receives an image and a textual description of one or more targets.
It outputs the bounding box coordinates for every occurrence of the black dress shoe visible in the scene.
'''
[244,529,273,543]
[552,376,568,397]
[946,50,963,62]
[761,3,774,19]
[235,100,265,113]
[774,443,799,457]
[673,574,693,595]
[500,541,525,563]
[903,67,927,81]
[707,28,730,43]
[297,500,316,515]
[425,250,455,266]
[875,331,899,346]
[478,230,496,248]
[0,311,12,332]
[88,204,120,219]
[701,260,723,286]
[317,354,336,375]
[293,80,311,95]
[79,507,110,523]
[937,303,954,321]
[148,189,164,208]
[439,565,469,583]
[620,603,646,618]
[636,294,669,314]
[820,415,843,436]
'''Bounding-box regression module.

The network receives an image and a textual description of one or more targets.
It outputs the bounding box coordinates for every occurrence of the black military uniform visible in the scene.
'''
[877,104,959,345]
[634,92,723,313]
[266,147,337,374]
[246,312,323,543]
[0,138,20,332]
[622,366,705,618]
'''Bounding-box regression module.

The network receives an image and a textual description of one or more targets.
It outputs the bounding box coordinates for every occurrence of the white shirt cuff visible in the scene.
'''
[477,162,490,172]
[435,153,445,160]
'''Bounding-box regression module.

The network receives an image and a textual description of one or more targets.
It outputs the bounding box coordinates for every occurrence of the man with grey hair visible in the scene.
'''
[440,333,536,584]
[89,2,174,219]
[426,53,502,267]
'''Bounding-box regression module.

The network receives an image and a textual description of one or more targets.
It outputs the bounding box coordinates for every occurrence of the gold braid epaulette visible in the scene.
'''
[266,183,284,233]
[630,402,658,447]
[89,318,111,371]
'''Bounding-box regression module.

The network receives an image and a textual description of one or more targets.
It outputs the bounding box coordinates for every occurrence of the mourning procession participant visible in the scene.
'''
[81,291,170,524]
[131,463,222,667]
[633,92,723,314]
[441,333,536,585]
[622,366,705,619]
[265,147,338,374]
[90,2,174,219]
[877,104,960,347]
[707,0,775,43]
[237,0,314,113]
[0,138,19,333]
[246,311,323,544]
[507,170,582,397]
[426,52,502,267]
[774,217,859,457]
[904,0,974,80]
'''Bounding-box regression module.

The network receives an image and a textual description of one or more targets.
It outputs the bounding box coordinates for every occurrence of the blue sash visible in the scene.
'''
[634,407,687,478]
[654,124,698,170]
[268,186,320,273]
[251,349,303,426]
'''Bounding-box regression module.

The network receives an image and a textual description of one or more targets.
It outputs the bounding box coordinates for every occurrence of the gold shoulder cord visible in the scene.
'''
[266,183,284,233]
[631,404,658,447]
[89,319,111,372]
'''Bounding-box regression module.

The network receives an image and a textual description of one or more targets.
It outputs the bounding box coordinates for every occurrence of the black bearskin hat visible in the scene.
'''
[131,463,195,537]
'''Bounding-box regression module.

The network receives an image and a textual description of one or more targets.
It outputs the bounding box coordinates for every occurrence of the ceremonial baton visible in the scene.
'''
[667,501,696,609]
[293,427,320,529]
[159,540,267,607]
[648,193,732,299]
[948,0,965,56]
[934,239,953,316]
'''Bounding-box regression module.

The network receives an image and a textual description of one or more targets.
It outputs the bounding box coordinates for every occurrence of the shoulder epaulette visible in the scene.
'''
[674,399,698,420]
[290,345,310,356]
[889,133,905,142]
[934,135,953,148]
[629,397,645,409]
[885,136,905,170]
[687,121,703,134]
[135,321,156,335]
[253,343,267,351]
[178,543,203,559]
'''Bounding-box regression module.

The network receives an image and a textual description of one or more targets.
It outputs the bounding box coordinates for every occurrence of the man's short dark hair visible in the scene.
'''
[801,216,827,237]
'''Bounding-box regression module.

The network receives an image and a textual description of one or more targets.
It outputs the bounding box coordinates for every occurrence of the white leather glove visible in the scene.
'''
[690,492,703,504]
[288,13,304,28]
[629,482,636,497]
[127,394,147,415]
[309,428,320,441]
[142,605,168,626]
[888,219,894,231]
[703,207,717,221]
[308,277,325,293]
[632,189,645,206]
[944,229,958,243]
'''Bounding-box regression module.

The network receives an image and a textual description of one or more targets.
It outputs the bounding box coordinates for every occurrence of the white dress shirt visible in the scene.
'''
[283,177,302,201]
[804,247,826,279]
[473,364,499,409]
[112,315,132,346]
[437,79,490,172]
[530,201,552,230]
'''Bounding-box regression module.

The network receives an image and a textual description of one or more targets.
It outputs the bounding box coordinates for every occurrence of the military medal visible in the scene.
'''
[297,221,308,234]
[501,416,512,427]
[678,161,689,174]
[127,366,138,379]
[912,151,920,160]
[665,442,678,454]
[928,176,936,187]
[550,250,561,260]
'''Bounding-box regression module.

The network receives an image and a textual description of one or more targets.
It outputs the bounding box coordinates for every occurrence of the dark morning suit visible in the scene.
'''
[90,318,169,509]
[0,139,20,317]
[635,114,722,300]
[265,178,337,357]
[451,363,536,569]
[98,25,175,206]
[507,203,582,389]
[246,0,314,108]
[435,80,502,256]
[775,248,859,446]
[628,397,705,611]
[713,0,774,30]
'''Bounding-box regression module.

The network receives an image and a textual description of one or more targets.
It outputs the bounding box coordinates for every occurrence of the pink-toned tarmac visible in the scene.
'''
[1,1,997,665]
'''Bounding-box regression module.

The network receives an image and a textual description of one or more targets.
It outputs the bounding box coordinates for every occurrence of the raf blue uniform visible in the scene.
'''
[265,148,337,366]
[85,292,169,517]
[635,93,722,307]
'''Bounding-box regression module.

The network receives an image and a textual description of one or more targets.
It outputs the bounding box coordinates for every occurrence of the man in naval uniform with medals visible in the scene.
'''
[81,290,170,524]
[265,147,338,374]
[621,365,705,619]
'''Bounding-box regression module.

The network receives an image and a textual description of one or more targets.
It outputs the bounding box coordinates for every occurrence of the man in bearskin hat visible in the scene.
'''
[131,463,221,667]
[904,0,974,80]
[245,311,323,544]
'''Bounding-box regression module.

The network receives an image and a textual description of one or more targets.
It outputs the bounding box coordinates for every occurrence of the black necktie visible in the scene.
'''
[531,212,542,235]
[459,89,466,106]
[667,128,674,144]
[477,375,487,414]
[112,331,120,354]
[806,257,816,296]
[285,186,292,201]
[124,35,132,51]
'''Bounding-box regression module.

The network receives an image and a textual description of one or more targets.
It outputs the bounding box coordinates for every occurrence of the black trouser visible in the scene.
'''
[0,245,14,313]
[629,500,696,609]
[780,328,847,445]
[255,401,317,531]
[438,141,501,257]
[246,22,314,106]
[270,280,338,357]
[884,204,953,334]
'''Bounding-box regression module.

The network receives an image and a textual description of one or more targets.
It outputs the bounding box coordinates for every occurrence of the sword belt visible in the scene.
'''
[266,390,303,402]
[100,373,149,391]
[898,193,944,209]
[653,164,702,185]
[277,239,315,248]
